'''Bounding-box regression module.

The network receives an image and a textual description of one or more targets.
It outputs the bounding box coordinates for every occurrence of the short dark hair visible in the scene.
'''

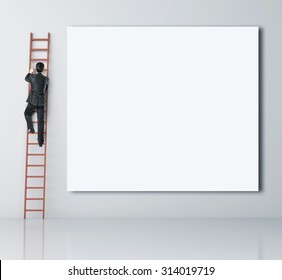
[36,62,44,73]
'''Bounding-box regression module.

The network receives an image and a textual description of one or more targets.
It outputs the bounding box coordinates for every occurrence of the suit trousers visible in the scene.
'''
[24,103,45,144]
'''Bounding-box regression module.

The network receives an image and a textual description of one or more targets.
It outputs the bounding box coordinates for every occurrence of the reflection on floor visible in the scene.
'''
[0,219,282,260]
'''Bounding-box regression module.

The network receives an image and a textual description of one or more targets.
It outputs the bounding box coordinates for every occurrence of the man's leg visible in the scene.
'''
[24,103,35,132]
[37,106,45,146]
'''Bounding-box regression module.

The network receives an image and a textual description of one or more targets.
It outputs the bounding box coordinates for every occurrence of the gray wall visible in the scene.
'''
[0,0,281,218]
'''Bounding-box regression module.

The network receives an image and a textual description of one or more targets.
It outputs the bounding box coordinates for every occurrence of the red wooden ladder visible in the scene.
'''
[24,33,50,219]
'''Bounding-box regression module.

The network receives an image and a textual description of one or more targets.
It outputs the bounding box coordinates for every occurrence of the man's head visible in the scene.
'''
[36,62,44,73]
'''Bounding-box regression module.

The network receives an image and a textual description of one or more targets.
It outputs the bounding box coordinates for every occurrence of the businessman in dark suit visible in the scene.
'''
[24,62,49,147]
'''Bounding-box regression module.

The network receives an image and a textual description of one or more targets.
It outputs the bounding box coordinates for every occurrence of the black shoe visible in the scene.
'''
[39,142,44,147]
[28,128,35,133]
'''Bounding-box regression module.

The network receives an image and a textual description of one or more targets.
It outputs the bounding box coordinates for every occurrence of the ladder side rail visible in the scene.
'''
[42,33,50,219]
[24,32,33,219]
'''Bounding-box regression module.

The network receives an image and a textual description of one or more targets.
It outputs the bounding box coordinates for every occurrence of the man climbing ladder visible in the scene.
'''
[24,32,50,219]
[24,62,49,147]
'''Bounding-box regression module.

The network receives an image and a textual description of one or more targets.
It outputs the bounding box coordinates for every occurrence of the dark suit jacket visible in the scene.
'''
[25,73,49,106]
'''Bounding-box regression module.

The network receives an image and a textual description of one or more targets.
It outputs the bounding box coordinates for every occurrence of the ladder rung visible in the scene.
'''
[28,132,46,134]
[28,143,45,145]
[32,121,46,123]
[26,198,44,200]
[27,154,45,156]
[31,58,48,61]
[25,209,44,212]
[26,187,44,189]
[32,48,48,51]
[27,176,44,178]
[28,111,47,116]
[32,38,48,41]
[27,164,44,167]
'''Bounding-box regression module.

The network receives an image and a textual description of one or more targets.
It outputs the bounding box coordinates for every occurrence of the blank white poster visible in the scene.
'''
[67,26,259,191]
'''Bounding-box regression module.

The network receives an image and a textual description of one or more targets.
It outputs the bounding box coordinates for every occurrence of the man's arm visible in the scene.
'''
[25,73,31,82]
[25,69,35,82]
[45,77,49,93]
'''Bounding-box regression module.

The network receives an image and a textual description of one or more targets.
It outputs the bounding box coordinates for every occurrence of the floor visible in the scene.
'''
[0,219,282,260]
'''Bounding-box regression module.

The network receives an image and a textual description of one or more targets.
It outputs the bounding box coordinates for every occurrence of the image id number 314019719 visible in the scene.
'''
[161,266,216,276]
